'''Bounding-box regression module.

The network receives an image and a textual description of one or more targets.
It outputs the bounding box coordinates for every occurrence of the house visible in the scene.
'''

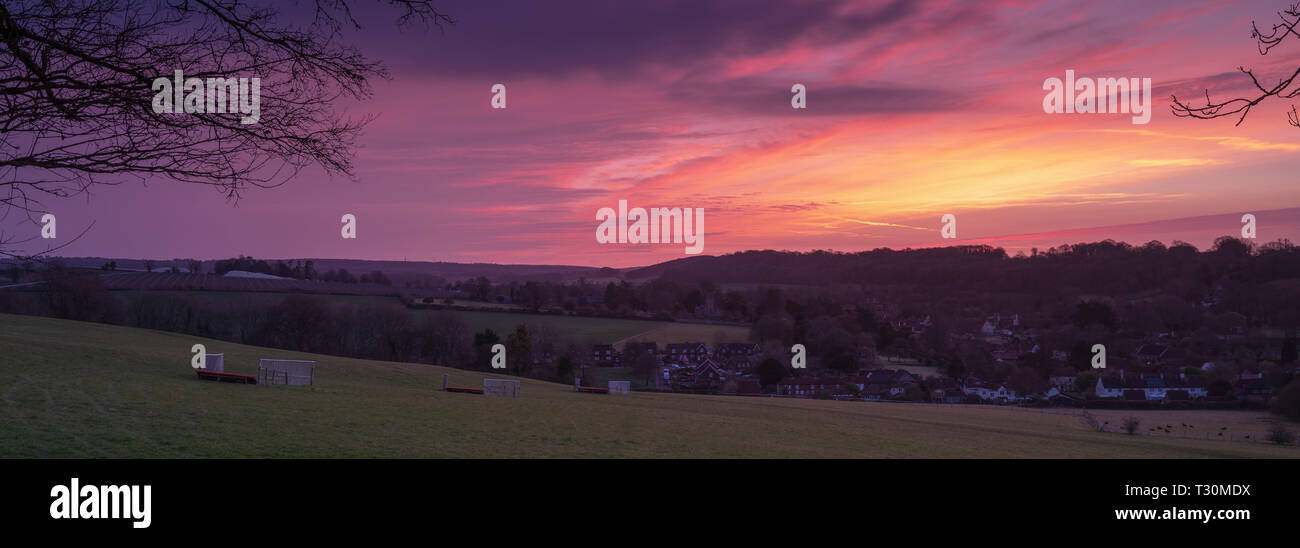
[980,313,1018,337]
[672,369,697,390]
[926,377,966,403]
[777,376,855,398]
[714,343,760,371]
[862,382,896,401]
[931,388,965,404]
[592,344,620,367]
[714,342,759,359]
[964,382,1019,403]
[862,369,917,386]
[856,370,913,400]
[665,342,709,364]
[693,358,728,389]
[1048,367,1078,391]
[1095,374,1208,400]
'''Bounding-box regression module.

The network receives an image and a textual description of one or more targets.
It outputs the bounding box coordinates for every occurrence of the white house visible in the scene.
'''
[965,383,1019,403]
[1095,375,1208,400]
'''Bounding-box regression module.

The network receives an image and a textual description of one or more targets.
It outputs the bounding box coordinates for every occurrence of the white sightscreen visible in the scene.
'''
[483,378,520,397]
[204,353,225,373]
[608,381,630,395]
[258,359,315,386]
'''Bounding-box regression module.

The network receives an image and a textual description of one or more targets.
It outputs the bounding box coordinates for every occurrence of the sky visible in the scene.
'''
[7,0,1300,267]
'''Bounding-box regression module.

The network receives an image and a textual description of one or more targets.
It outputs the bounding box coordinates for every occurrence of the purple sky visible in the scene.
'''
[5,0,1299,266]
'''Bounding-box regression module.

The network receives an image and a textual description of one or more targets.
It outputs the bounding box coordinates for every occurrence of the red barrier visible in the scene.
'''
[444,386,484,394]
[196,370,257,384]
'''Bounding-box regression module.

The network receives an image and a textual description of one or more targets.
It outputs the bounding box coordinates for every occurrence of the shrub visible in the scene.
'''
[1271,379,1300,420]
[1266,423,1295,446]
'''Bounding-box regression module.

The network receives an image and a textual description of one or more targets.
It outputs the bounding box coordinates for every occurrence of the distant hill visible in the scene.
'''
[301,258,621,284]
[624,246,1010,284]
[31,234,1300,293]
[92,271,412,296]
[40,257,625,284]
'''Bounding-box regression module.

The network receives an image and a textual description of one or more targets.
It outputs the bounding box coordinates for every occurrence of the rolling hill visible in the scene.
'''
[0,312,1295,458]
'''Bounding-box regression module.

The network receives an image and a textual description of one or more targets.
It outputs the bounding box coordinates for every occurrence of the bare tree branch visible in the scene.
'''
[1170,3,1300,127]
[0,0,453,256]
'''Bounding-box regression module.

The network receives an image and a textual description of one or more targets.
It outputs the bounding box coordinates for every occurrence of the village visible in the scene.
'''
[568,310,1297,409]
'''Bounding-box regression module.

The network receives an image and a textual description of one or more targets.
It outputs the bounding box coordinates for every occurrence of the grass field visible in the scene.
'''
[1084,409,1288,443]
[453,310,668,343]
[1,312,1297,458]
[615,322,751,348]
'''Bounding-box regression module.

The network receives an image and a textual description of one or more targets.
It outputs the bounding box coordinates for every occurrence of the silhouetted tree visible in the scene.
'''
[1172,4,1300,127]
[505,323,532,376]
[1273,378,1300,420]
[0,1,453,257]
[756,357,787,388]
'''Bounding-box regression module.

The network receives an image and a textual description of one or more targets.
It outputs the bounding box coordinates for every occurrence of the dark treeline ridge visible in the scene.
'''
[0,269,518,376]
[212,255,393,286]
[636,238,1298,300]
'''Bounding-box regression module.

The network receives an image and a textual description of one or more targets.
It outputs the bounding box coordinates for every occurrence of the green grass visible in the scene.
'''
[440,298,526,311]
[1,312,1296,458]
[454,310,667,343]
[615,322,751,348]
[113,289,392,307]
